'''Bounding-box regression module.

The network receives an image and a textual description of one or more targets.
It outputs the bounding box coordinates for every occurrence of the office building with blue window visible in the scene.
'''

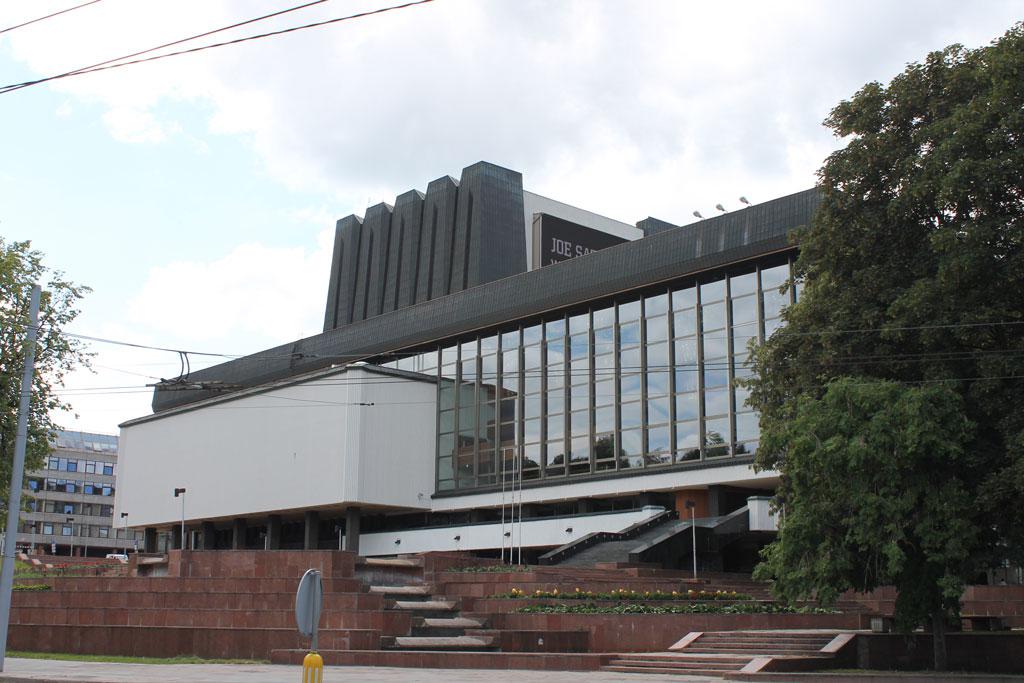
[117,161,814,569]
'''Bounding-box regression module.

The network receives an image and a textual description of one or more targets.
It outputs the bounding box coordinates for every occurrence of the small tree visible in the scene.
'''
[0,239,91,510]
[749,24,1024,670]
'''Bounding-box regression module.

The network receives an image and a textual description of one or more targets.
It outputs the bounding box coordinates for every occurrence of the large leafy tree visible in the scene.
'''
[749,25,1024,670]
[0,239,91,511]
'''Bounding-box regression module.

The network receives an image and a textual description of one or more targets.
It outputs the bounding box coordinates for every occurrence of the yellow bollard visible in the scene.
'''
[302,651,323,683]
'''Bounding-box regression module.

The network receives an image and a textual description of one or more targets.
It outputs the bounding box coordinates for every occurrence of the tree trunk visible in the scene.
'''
[932,608,948,671]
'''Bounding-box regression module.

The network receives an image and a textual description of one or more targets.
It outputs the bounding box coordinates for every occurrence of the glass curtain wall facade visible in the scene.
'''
[383,257,795,494]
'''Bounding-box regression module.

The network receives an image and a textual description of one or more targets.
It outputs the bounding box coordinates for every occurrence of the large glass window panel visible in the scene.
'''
[647,367,669,396]
[547,415,565,440]
[595,378,615,406]
[647,425,671,455]
[647,341,669,368]
[594,325,614,348]
[736,412,760,442]
[619,299,641,321]
[672,286,696,311]
[647,396,671,424]
[569,333,589,359]
[547,339,566,362]
[593,434,616,461]
[619,429,643,468]
[569,312,589,334]
[545,318,566,340]
[645,292,669,316]
[595,405,616,433]
[523,344,542,369]
[481,334,499,352]
[593,305,615,329]
[619,321,641,346]
[458,382,476,406]
[569,383,590,410]
[702,301,727,331]
[438,433,455,458]
[523,395,541,419]
[761,263,790,291]
[675,367,699,392]
[439,409,454,432]
[547,365,565,391]
[704,368,730,389]
[705,388,730,417]
[620,373,642,400]
[620,346,642,371]
[595,351,615,374]
[676,422,701,460]
[765,317,784,338]
[570,409,589,436]
[442,346,458,365]
[733,329,758,356]
[569,437,590,474]
[676,392,699,421]
[481,354,497,383]
[523,443,541,471]
[703,334,728,360]
[523,324,542,346]
[763,287,789,319]
[731,294,758,326]
[570,353,590,378]
[547,387,566,413]
[545,443,566,476]
[673,308,697,337]
[646,315,668,342]
[730,271,758,297]
[704,417,731,457]
[439,384,455,410]
[675,338,698,364]
[524,418,540,442]
[621,401,643,429]
[524,375,542,395]
[700,278,727,303]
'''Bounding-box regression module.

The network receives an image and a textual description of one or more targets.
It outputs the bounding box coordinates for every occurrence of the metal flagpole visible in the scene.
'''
[0,285,41,672]
[499,448,506,564]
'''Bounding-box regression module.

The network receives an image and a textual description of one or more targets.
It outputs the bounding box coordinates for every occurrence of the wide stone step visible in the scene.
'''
[361,557,423,567]
[602,665,743,676]
[607,658,742,671]
[418,617,485,629]
[684,646,826,656]
[699,637,831,646]
[392,599,457,611]
[369,585,431,596]
[615,653,751,664]
[383,635,495,651]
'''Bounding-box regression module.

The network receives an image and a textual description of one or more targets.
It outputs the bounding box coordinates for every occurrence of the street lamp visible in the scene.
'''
[120,512,129,555]
[684,500,697,580]
[66,517,75,558]
[173,488,186,551]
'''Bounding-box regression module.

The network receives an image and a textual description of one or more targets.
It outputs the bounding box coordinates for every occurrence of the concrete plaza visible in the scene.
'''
[0,658,716,683]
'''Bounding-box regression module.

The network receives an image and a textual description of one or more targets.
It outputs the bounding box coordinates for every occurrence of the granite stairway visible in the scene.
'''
[602,630,848,677]
[365,558,496,652]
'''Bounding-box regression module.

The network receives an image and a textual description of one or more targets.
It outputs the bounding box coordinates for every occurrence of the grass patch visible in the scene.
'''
[8,652,269,665]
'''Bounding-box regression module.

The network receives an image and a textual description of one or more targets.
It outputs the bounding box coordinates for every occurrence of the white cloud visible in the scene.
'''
[126,234,333,347]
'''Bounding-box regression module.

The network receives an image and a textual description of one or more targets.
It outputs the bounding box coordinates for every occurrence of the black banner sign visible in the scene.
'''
[532,213,628,268]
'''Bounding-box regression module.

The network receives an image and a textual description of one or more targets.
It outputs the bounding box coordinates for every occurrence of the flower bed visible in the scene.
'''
[500,587,753,601]
[445,565,530,573]
[516,601,838,615]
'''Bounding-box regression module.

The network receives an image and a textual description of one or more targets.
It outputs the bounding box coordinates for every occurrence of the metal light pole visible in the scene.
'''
[685,500,697,580]
[173,488,186,550]
[120,512,129,555]
[0,284,41,672]
[66,517,75,557]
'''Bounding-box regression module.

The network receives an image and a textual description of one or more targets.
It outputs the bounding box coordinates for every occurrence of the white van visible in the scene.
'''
[105,553,129,562]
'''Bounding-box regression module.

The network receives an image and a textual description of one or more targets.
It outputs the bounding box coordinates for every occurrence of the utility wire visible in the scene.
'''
[0,0,334,93]
[0,0,436,94]
[0,0,103,35]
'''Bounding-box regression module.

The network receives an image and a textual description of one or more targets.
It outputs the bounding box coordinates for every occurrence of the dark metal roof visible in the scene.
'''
[151,187,819,413]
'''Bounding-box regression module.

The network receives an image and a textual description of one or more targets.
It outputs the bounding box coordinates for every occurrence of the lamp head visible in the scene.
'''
[173,487,186,497]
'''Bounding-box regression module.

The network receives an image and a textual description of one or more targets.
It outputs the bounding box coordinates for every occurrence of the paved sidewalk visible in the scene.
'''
[0,658,718,683]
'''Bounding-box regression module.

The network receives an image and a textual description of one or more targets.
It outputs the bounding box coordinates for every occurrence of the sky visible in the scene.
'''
[1,0,1021,436]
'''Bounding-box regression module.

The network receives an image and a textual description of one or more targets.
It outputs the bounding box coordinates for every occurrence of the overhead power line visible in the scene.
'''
[0,0,436,95]
[0,0,104,36]
[0,0,334,94]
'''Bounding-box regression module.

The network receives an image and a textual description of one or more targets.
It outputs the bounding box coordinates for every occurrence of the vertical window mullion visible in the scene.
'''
[696,284,706,460]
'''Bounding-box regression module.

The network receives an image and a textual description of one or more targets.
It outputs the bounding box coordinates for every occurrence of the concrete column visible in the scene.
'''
[267,515,282,550]
[170,525,183,551]
[143,527,158,553]
[232,518,247,550]
[201,522,216,550]
[303,510,320,550]
[345,507,361,555]
[707,485,726,517]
